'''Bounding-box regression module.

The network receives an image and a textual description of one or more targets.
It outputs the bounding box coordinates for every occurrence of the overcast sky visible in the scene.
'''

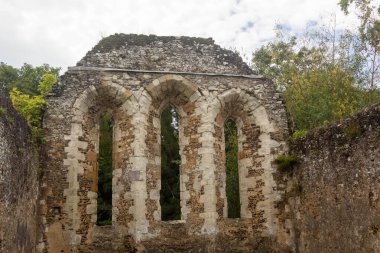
[0,0,363,72]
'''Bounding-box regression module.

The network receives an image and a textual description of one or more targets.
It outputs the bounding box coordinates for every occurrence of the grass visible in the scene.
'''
[292,129,308,139]
[275,155,299,172]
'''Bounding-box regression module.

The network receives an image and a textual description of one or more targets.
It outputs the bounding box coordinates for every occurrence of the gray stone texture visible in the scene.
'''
[288,104,380,253]
[0,93,40,253]
[77,34,254,75]
[4,34,378,253]
[41,34,290,252]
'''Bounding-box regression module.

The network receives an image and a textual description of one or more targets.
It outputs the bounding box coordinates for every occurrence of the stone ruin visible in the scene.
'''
[3,34,378,253]
[39,34,290,252]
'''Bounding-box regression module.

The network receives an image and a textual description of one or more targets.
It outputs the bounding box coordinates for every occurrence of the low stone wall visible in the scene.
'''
[289,104,380,253]
[0,93,40,253]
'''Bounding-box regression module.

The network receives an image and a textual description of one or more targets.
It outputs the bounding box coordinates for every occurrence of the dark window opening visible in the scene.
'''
[224,119,240,218]
[160,105,181,221]
[97,113,113,225]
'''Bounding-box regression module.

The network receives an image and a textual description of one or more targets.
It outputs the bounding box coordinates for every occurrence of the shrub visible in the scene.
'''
[275,155,299,171]
[292,129,308,139]
[343,122,363,139]
[9,73,57,141]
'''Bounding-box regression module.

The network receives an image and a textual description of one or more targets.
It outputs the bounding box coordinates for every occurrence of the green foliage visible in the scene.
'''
[338,0,353,14]
[252,36,300,91]
[9,88,46,126]
[38,74,57,97]
[339,0,380,89]
[2,63,59,140]
[292,130,308,139]
[284,65,368,130]
[0,63,18,92]
[97,113,113,225]
[343,122,363,139]
[275,155,299,172]
[224,119,240,218]
[160,105,181,221]
[6,115,14,125]
[252,23,380,131]
[0,63,60,95]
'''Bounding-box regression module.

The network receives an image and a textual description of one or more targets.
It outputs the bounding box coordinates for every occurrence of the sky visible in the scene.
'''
[0,0,364,72]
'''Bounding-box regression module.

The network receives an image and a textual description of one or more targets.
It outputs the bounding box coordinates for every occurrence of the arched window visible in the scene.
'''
[97,113,113,225]
[224,119,240,218]
[160,105,181,221]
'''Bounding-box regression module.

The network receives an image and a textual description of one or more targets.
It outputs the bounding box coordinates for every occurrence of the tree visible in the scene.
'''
[252,23,380,131]
[0,63,18,92]
[38,73,57,97]
[9,73,58,138]
[1,63,59,138]
[283,65,364,130]
[252,36,298,90]
[339,0,380,89]
[0,63,60,95]
[9,88,46,127]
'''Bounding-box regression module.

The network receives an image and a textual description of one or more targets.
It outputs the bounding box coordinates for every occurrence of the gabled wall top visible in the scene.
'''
[77,34,253,75]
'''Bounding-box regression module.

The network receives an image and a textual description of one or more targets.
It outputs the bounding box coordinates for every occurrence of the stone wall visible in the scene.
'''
[40,34,291,252]
[78,34,253,75]
[0,93,40,253]
[289,104,380,253]
[2,33,379,253]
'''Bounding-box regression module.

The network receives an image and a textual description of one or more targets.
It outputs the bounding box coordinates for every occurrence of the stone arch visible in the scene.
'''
[63,82,137,246]
[145,74,200,115]
[210,88,282,232]
[143,75,201,225]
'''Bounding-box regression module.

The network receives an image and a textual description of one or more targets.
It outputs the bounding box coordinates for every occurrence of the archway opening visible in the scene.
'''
[224,119,240,218]
[160,105,181,221]
[97,113,113,225]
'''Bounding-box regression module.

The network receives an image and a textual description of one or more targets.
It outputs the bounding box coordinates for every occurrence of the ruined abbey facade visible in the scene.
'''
[1,34,380,253]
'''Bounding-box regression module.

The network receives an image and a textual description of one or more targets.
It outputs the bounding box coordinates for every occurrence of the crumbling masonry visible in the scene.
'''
[38,34,290,252]
[1,34,380,253]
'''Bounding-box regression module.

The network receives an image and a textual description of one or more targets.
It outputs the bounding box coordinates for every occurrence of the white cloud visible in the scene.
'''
[0,0,367,71]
